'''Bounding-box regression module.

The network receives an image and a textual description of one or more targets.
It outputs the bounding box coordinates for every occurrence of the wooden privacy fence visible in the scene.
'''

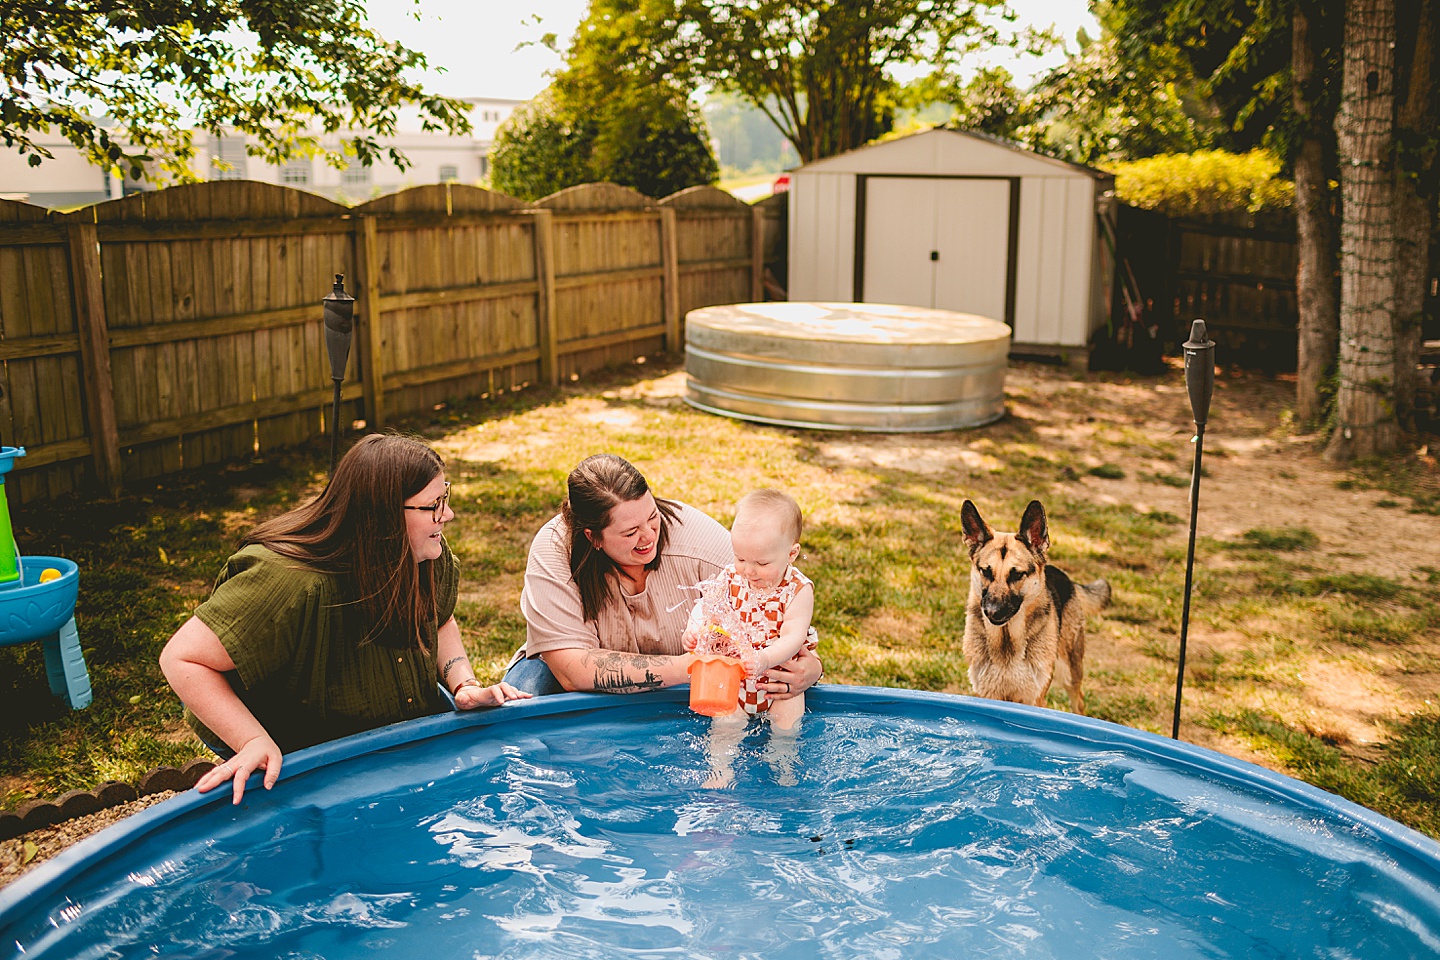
[1115,204,1299,363]
[0,180,767,504]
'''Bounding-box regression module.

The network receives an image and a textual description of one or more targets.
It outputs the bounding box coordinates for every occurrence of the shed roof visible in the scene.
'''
[795,127,1112,182]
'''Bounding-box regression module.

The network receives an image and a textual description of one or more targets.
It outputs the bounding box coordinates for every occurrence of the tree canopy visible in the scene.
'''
[2,0,473,181]
[1015,3,1226,164]
[490,0,718,200]
[557,0,1045,164]
[489,90,717,201]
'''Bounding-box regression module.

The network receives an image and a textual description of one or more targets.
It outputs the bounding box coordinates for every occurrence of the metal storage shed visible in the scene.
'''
[787,128,1114,360]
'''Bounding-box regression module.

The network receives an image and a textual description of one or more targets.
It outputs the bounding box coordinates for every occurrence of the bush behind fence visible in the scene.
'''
[0,180,770,504]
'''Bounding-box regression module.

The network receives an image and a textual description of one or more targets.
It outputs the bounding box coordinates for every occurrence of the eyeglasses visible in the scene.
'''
[403,481,451,522]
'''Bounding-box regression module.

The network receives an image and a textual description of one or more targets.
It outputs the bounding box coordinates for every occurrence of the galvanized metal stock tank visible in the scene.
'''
[684,302,1010,432]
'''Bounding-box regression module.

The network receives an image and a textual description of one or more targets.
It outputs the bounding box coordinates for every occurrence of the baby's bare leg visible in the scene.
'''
[763,694,804,786]
[702,707,748,789]
[766,692,805,731]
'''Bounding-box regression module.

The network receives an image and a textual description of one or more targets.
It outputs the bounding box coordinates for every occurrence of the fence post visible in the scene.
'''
[65,222,123,497]
[659,207,680,352]
[530,209,558,386]
[355,215,387,429]
[750,204,765,302]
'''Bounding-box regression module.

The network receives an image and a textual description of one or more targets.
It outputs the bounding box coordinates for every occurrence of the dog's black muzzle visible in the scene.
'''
[982,593,1023,626]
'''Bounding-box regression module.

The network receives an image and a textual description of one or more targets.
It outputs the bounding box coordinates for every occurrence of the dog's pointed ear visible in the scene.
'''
[1017,500,1050,559]
[960,500,993,556]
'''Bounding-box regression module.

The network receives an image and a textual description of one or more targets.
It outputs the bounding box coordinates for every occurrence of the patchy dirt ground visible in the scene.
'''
[811,360,1440,767]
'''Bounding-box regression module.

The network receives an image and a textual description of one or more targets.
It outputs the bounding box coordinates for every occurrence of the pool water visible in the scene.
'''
[4,689,1439,958]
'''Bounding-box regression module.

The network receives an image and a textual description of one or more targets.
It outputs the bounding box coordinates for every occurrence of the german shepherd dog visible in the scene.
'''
[960,500,1110,714]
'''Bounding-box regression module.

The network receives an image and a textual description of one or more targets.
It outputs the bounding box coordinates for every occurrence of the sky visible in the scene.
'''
[363,1,1102,102]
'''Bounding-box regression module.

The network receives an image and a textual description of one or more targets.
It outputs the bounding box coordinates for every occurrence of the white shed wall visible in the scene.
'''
[789,170,857,301]
[790,130,1106,350]
[1010,176,1098,347]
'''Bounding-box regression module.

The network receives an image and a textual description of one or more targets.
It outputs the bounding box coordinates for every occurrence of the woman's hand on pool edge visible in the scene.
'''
[454,681,532,710]
[195,734,283,805]
[761,647,823,701]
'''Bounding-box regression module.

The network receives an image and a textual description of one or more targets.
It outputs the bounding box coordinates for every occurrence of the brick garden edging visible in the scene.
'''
[0,759,216,842]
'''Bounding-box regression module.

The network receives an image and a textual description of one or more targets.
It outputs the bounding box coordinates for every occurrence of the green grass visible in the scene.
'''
[1210,709,1440,837]
[1143,471,1191,488]
[1233,526,1319,551]
[1,357,1437,843]
[0,458,318,806]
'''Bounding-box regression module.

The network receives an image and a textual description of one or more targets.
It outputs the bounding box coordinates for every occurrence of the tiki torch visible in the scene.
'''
[322,275,355,474]
[1172,319,1216,739]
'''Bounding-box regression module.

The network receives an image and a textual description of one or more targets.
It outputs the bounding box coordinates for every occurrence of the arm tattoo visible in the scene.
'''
[440,655,467,682]
[588,651,667,693]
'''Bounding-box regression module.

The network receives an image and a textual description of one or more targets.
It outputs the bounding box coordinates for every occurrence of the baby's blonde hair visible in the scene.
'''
[734,488,803,544]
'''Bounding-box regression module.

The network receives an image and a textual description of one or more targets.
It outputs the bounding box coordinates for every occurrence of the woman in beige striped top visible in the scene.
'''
[506,454,824,698]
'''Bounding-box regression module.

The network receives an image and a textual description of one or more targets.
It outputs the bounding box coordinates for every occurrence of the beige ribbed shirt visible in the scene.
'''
[520,502,732,657]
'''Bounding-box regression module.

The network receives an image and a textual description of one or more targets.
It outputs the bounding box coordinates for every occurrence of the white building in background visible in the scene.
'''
[0,97,521,209]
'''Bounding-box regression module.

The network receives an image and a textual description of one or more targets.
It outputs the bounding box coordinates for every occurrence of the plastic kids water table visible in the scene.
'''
[0,447,89,709]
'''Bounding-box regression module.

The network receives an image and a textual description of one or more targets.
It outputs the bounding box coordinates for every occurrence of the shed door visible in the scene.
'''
[860,177,1012,324]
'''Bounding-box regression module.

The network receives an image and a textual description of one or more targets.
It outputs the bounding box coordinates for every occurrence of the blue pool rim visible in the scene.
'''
[4,685,1439,929]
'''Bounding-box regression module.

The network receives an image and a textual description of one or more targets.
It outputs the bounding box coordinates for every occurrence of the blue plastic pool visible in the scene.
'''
[3,687,1439,958]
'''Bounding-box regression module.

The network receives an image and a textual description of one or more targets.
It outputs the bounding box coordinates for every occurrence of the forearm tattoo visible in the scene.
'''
[440,655,467,682]
[588,651,667,693]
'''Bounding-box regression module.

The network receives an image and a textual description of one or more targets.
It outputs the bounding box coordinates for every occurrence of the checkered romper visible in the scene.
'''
[722,565,816,715]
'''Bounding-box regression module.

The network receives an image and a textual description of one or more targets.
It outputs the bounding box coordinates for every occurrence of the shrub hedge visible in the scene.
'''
[1109,149,1295,228]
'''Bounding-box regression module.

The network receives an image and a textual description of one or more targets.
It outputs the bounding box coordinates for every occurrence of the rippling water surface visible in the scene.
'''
[8,700,1440,959]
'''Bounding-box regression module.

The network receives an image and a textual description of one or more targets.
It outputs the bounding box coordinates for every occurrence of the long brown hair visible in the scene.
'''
[562,454,679,622]
[242,434,444,650]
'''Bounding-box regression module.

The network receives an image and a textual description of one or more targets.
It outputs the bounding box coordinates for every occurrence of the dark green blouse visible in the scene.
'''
[188,539,459,754]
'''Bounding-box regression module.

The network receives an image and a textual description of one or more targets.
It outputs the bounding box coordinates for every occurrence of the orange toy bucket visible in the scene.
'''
[687,655,745,716]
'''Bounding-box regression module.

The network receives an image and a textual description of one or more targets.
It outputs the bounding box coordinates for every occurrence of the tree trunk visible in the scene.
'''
[1392,0,1436,429]
[1328,0,1400,461]
[1293,0,1341,427]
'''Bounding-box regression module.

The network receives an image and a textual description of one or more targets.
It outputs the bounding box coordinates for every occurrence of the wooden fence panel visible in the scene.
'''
[661,188,760,342]
[81,183,354,479]
[539,182,667,378]
[1170,221,1298,360]
[0,180,774,504]
[0,200,87,502]
[360,187,543,418]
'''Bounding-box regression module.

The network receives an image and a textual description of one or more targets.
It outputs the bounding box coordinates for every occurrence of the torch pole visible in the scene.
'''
[1172,319,1215,740]
[329,375,344,475]
[322,275,356,476]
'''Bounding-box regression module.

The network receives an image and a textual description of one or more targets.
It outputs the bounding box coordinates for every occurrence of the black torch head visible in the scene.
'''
[1182,319,1216,428]
[323,274,356,382]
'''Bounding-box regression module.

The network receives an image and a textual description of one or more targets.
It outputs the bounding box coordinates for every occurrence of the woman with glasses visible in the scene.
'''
[161,434,528,804]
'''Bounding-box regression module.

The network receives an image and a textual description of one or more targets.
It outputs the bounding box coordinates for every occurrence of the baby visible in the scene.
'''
[685,489,815,785]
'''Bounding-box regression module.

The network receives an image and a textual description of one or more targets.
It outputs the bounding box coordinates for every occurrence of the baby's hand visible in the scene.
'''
[682,627,698,652]
[738,647,764,678]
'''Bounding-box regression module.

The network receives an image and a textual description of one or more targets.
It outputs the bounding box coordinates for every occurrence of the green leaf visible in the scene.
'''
[3,0,472,185]
[21,841,38,864]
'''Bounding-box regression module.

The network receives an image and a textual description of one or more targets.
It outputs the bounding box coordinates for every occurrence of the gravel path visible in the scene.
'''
[0,792,179,888]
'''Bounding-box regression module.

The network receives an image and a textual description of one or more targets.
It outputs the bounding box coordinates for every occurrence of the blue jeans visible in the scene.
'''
[200,735,236,761]
[502,654,568,697]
